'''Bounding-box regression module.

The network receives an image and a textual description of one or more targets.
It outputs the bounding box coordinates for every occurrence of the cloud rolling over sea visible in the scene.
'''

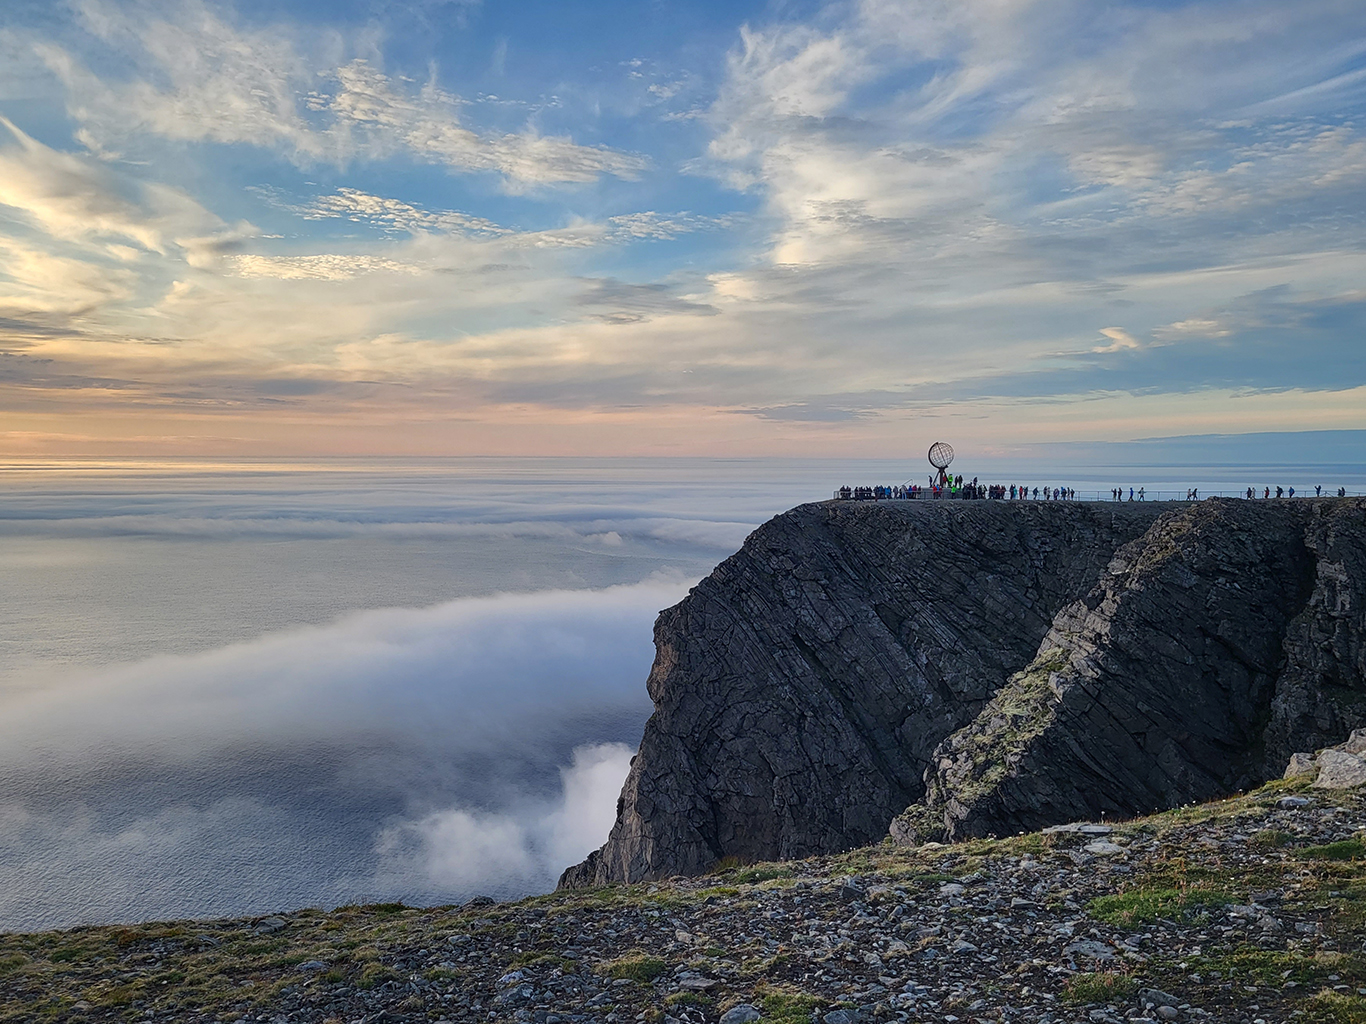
[2,451,1363,933]
[0,457,846,930]
[0,581,681,931]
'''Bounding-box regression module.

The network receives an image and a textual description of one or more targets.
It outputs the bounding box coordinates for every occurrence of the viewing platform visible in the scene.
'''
[832,486,1361,501]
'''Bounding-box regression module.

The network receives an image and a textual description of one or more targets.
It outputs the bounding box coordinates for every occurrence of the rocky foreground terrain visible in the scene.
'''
[9,773,1366,1024]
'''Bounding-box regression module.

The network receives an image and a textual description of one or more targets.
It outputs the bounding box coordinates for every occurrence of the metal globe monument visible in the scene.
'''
[928,441,954,488]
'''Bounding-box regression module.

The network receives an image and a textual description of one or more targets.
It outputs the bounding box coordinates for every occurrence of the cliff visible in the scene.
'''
[562,498,1366,887]
[897,497,1366,844]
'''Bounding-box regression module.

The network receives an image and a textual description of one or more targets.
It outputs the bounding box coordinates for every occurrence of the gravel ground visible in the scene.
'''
[5,778,1366,1024]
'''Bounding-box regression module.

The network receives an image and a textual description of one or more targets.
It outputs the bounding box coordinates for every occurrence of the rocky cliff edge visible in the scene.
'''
[562,498,1366,888]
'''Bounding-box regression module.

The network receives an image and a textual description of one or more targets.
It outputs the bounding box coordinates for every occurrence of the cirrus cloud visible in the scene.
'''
[38,0,647,188]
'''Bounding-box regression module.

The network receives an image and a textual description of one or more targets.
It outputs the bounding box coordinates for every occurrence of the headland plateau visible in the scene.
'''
[566,498,1366,886]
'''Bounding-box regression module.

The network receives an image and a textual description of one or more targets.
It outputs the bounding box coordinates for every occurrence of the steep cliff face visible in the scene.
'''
[562,498,1366,889]
[891,500,1328,843]
[560,500,1171,887]
[1264,500,1366,764]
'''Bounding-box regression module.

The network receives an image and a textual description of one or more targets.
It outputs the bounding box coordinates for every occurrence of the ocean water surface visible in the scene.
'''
[3,452,1364,932]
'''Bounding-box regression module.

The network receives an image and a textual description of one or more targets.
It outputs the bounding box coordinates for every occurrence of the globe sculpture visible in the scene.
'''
[928,441,954,489]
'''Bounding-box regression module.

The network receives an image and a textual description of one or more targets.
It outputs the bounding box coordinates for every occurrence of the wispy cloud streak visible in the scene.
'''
[0,0,1364,452]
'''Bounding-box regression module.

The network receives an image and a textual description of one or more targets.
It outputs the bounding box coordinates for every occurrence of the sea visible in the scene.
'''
[2,450,1364,932]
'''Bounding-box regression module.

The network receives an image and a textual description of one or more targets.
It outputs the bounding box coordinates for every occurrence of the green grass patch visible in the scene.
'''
[1198,949,1357,987]
[1088,886,1235,927]
[739,953,791,977]
[1254,775,1315,796]
[696,886,741,900]
[666,991,714,1009]
[734,866,792,885]
[94,982,141,1007]
[1062,971,1137,1004]
[999,833,1046,856]
[912,872,956,885]
[600,954,668,983]
[1249,829,1294,850]
[340,902,408,916]
[356,962,398,990]
[110,928,141,948]
[756,986,826,1023]
[1302,839,1366,862]
[1311,989,1366,1023]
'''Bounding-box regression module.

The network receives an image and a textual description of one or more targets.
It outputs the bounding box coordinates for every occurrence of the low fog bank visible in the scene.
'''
[0,458,836,687]
[0,581,684,932]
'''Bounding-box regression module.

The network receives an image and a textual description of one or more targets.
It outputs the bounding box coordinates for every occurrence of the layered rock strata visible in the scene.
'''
[892,498,1366,844]
[561,500,1174,887]
[563,498,1366,886]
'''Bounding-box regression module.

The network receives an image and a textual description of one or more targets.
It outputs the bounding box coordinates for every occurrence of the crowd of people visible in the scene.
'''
[837,479,1077,501]
[1243,485,1348,499]
[836,482,1354,502]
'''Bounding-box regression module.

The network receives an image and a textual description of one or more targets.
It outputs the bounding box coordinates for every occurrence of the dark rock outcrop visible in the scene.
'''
[561,498,1366,889]
[560,500,1171,887]
[894,498,1366,844]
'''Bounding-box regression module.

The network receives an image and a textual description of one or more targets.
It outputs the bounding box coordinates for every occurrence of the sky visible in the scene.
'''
[1,0,1365,457]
